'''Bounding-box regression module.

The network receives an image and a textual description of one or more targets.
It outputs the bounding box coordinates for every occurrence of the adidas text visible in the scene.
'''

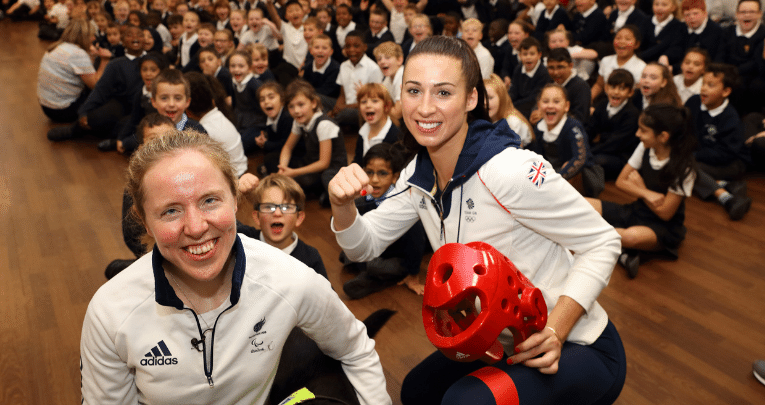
[140,357,178,366]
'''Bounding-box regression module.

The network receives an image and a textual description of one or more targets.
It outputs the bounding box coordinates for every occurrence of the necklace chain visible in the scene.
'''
[168,272,213,330]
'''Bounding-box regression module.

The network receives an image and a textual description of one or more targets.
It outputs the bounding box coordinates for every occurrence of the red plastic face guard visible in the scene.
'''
[422,242,548,364]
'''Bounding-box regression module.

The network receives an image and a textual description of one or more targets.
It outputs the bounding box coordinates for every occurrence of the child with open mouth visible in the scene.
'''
[352,83,401,166]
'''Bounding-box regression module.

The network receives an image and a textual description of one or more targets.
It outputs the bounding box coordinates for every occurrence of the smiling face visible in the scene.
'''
[635,117,661,149]
[251,51,268,74]
[228,54,251,82]
[613,28,638,59]
[114,3,129,21]
[537,86,569,129]
[604,83,634,107]
[344,36,367,65]
[122,26,145,56]
[199,51,221,75]
[547,59,573,84]
[152,82,191,124]
[106,27,121,45]
[288,93,318,125]
[700,71,730,110]
[575,0,596,13]
[248,9,262,31]
[259,87,282,119]
[365,158,398,199]
[215,5,229,21]
[303,23,319,43]
[409,16,431,42]
[142,150,238,284]
[462,23,482,49]
[683,8,706,29]
[213,31,232,54]
[183,12,200,34]
[143,29,155,51]
[736,0,761,34]
[335,6,352,28]
[310,37,333,68]
[140,59,161,90]
[547,31,569,49]
[359,94,387,126]
[652,0,676,22]
[369,13,387,35]
[197,28,214,47]
[401,54,478,155]
[485,85,500,121]
[252,187,304,249]
[507,22,528,49]
[681,51,705,84]
[376,53,403,78]
[316,9,331,27]
[229,11,244,31]
[519,46,541,72]
[95,14,109,32]
[639,64,667,98]
[285,3,304,27]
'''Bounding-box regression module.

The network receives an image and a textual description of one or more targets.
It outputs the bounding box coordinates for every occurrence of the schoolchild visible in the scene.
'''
[720,0,765,114]
[342,143,427,299]
[238,174,328,278]
[571,0,611,55]
[197,45,234,105]
[640,0,685,66]
[266,0,308,85]
[105,22,125,57]
[298,16,322,69]
[632,62,682,110]
[352,83,401,165]
[330,30,384,130]
[330,3,356,63]
[213,0,231,31]
[237,7,278,54]
[438,11,461,38]
[543,48,591,126]
[165,14,183,62]
[364,7,395,58]
[213,28,235,65]
[685,63,752,220]
[400,13,431,62]
[485,73,534,147]
[303,33,341,112]
[227,49,265,132]
[228,9,248,44]
[93,11,112,49]
[255,81,295,173]
[38,0,68,41]
[178,11,200,70]
[149,68,207,134]
[114,52,169,154]
[607,0,652,48]
[279,79,347,200]
[534,0,572,41]
[673,48,707,104]
[545,28,598,82]
[181,22,213,72]
[462,18,493,80]
[329,35,625,405]
[379,0,408,44]
[373,41,403,123]
[509,36,549,118]
[47,24,145,143]
[146,10,172,53]
[591,25,646,102]
[681,0,723,62]
[530,84,596,189]
[485,18,511,77]
[587,69,641,180]
[246,42,276,83]
[587,104,697,278]
[500,19,533,89]
[112,0,129,24]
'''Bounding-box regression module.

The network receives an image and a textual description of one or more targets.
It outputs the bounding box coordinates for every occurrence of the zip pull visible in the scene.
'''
[207,376,214,387]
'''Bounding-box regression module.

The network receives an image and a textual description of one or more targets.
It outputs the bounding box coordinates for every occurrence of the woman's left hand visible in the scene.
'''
[506,326,562,374]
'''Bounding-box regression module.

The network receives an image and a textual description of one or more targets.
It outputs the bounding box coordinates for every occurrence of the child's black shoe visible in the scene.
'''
[343,273,397,300]
[618,252,640,279]
[724,195,751,221]
[47,125,74,141]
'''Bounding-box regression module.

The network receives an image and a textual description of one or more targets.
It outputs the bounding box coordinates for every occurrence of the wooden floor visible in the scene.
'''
[2,20,765,404]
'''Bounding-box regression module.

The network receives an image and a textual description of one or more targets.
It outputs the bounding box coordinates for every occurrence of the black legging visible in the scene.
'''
[401,321,626,405]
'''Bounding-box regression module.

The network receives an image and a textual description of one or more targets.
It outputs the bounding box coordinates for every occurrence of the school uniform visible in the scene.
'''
[117,86,156,154]
[534,5,572,41]
[303,58,341,99]
[178,32,200,70]
[509,59,550,118]
[597,54,646,88]
[199,107,249,178]
[336,54,384,105]
[531,115,593,180]
[232,73,265,132]
[719,22,765,79]
[572,4,611,47]
[486,36,511,76]
[500,47,520,81]
[364,26,395,59]
[684,17,724,62]
[352,117,401,165]
[215,66,236,101]
[673,74,702,104]
[641,16,686,65]
[586,98,640,179]
[331,21,356,63]
[234,227,328,280]
[257,107,297,174]
[607,5,653,49]
[289,112,347,192]
[472,42,494,80]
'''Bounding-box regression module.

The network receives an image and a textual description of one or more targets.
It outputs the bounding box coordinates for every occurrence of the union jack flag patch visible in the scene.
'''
[527,161,547,188]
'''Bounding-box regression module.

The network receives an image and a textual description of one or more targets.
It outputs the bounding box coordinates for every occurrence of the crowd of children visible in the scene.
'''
[25,0,765,290]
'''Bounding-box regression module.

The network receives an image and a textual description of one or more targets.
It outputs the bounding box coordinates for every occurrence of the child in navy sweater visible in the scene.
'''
[342,143,427,298]
[228,49,265,132]
[685,63,752,220]
[253,82,296,171]
[352,83,401,165]
[510,37,550,118]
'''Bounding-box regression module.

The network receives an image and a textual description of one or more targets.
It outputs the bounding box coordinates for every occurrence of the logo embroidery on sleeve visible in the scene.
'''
[527,161,547,189]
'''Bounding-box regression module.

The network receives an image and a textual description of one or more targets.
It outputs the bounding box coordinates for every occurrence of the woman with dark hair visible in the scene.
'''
[37,19,110,123]
[329,35,627,404]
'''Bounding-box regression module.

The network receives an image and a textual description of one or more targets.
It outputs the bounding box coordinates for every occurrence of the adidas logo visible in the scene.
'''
[455,352,469,360]
[140,340,178,366]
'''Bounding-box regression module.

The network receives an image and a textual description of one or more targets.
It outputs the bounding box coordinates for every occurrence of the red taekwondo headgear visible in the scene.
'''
[422,242,547,364]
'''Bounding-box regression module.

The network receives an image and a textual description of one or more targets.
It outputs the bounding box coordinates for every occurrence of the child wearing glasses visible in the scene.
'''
[239,174,328,279]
